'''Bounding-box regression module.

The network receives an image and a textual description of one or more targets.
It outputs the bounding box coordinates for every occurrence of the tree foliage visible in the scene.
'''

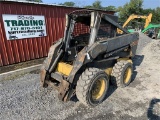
[104,6,116,11]
[84,0,116,11]
[59,0,160,25]
[118,0,160,24]
[92,0,102,9]
[155,7,160,23]
[118,0,143,22]
[84,0,102,9]
[151,7,160,24]
[59,2,75,7]
[59,0,116,11]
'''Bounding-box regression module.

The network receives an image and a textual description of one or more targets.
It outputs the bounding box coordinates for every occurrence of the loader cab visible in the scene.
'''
[63,10,118,61]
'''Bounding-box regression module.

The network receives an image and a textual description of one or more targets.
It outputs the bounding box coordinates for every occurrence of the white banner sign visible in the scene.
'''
[2,14,47,40]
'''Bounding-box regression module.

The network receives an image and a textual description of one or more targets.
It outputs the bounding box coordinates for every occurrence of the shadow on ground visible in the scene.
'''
[147,98,160,120]
[0,58,45,74]
[132,55,144,81]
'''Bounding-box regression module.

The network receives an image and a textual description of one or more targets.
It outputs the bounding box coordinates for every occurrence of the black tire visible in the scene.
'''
[76,68,109,107]
[111,60,133,88]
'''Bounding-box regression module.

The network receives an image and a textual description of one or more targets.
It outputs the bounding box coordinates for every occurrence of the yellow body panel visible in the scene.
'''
[57,62,73,76]
[117,58,133,64]
[124,67,132,84]
[105,68,113,75]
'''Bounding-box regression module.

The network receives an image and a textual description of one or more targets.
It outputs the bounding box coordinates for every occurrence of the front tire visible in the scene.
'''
[76,68,109,107]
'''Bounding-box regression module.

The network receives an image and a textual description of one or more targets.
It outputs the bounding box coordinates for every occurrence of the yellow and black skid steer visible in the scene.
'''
[40,10,139,106]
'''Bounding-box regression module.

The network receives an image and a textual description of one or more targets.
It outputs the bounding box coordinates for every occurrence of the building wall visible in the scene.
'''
[0,1,115,66]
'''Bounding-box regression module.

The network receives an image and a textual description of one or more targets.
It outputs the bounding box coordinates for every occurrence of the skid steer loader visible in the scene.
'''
[40,10,139,106]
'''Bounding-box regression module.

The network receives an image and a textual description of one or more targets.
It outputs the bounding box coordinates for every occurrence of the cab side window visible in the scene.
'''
[97,19,116,41]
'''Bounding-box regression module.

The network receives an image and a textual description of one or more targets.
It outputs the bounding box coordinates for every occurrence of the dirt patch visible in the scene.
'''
[0,58,45,74]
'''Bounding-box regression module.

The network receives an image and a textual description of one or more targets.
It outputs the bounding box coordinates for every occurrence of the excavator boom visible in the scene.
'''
[122,13,152,28]
[117,13,152,34]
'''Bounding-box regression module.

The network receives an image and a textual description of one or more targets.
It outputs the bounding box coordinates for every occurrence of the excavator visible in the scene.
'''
[142,24,160,39]
[117,13,152,34]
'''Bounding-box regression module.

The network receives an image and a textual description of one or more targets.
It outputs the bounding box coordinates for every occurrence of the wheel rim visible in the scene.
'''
[124,67,132,84]
[91,78,106,100]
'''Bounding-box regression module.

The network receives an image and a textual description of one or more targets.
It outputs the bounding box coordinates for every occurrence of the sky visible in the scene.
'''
[43,0,160,9]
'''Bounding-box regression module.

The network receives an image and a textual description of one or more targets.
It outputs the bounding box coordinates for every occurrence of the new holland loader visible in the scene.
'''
[40,10,139,106]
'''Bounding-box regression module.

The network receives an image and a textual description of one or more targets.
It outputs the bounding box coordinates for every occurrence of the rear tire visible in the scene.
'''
[76,68,109,107]
[111,60,133,88]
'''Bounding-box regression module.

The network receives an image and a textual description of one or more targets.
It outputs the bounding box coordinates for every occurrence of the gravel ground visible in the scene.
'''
[136,32,152,55]
[0,33,160,120]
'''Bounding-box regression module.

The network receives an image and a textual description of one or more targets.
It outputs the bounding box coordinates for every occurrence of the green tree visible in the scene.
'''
[118,0,143,22]
[84,0,102,9]
[154,7,160,24]
[92,0,102,9]
[59,2,75,7]
[84,0,116,11]
[104,6,116,11]
[142,8,155,23]
[142,7,160,24]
